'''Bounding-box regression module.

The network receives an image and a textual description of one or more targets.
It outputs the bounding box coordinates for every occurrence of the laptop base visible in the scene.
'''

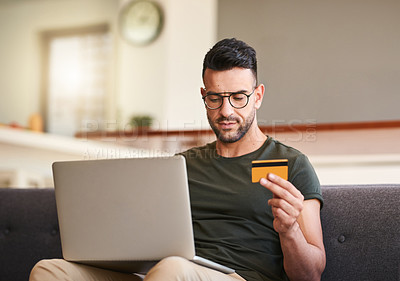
[73,256,235,275]
[75,260,157,274]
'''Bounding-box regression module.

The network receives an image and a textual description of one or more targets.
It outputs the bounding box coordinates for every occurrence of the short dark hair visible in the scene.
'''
[202,38,257,82]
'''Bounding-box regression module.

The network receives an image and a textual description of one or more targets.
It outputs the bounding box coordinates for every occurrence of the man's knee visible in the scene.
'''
[153,256,192,273]
[146,256,194,280]
[29,259,70,281]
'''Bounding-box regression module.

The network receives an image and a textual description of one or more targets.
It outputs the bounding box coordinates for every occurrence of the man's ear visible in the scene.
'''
[254,84,265,110]
[200,87,206,97]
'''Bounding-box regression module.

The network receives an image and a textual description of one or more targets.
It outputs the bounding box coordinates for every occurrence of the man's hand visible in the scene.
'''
[260,173,325,281]
[260,173,304,236]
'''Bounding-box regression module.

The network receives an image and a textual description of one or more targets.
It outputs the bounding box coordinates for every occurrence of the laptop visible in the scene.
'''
[52,156,235,274]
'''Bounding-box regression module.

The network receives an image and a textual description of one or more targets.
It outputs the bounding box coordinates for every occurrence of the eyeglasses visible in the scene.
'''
[202,89,255,110]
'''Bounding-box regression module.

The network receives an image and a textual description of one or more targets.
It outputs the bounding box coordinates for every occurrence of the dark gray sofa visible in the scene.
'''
[0,185,399,281]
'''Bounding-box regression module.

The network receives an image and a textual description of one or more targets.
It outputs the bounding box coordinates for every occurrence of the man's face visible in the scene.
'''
[202,67,263,143]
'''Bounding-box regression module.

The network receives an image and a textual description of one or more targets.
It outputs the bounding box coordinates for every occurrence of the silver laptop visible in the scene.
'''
[52,156,234,274]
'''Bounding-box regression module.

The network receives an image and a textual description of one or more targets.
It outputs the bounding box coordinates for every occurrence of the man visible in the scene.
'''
[30,38,325,281]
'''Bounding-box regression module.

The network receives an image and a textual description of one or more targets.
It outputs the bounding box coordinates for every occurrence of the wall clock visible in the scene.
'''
[119,0,163,46]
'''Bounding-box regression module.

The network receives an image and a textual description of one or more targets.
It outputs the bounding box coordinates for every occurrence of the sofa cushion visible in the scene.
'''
[0,188,62,281]
[320,184,399,281]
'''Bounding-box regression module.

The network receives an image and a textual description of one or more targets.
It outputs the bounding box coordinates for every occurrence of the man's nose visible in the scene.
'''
[219,96,235,117]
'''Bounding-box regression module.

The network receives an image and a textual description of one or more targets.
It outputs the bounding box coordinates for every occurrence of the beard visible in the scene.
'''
[207,107,256,143]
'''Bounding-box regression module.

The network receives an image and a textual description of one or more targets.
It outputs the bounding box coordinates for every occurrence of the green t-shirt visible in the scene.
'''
[180,137,323,281]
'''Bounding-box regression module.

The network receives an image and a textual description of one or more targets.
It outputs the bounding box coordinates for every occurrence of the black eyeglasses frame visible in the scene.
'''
[202,88,255,110]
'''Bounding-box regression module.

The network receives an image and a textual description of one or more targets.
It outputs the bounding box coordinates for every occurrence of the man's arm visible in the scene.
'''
[260,173,326,281]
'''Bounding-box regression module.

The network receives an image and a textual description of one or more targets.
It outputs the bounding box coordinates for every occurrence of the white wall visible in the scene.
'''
[3,0,398,132]
[0,0,216,132]
[218,0,400,125]
[117,0,216,130]
[0,0,119,127]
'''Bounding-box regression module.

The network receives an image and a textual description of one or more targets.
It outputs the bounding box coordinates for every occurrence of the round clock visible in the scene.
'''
[119,0,163,46]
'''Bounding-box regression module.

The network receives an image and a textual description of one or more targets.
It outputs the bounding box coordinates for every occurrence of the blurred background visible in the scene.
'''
[0,0,399,187]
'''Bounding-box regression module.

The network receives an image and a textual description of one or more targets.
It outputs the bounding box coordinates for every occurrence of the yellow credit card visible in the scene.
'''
[251,159,288,183]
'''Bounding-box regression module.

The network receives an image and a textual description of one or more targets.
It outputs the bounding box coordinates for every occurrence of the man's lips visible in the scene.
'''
[218,121,236,130]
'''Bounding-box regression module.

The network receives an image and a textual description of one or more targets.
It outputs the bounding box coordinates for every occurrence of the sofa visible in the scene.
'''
[0,185,399,281]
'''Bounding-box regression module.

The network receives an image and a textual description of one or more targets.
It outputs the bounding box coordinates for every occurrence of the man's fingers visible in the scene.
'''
[270,206,297,232]
[260,175,304,207]
[260,173,304,202]
[267,173,303,199]
[261,173,305,234]
[269,198,301,218]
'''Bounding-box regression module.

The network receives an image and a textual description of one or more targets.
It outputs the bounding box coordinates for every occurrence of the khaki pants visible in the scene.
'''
[29,257,246,281]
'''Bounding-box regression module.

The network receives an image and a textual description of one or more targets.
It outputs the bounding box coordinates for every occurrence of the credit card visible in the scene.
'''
[251,159,288,183]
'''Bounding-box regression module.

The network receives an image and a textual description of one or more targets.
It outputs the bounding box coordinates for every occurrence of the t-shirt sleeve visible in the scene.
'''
[289,154,323,208]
